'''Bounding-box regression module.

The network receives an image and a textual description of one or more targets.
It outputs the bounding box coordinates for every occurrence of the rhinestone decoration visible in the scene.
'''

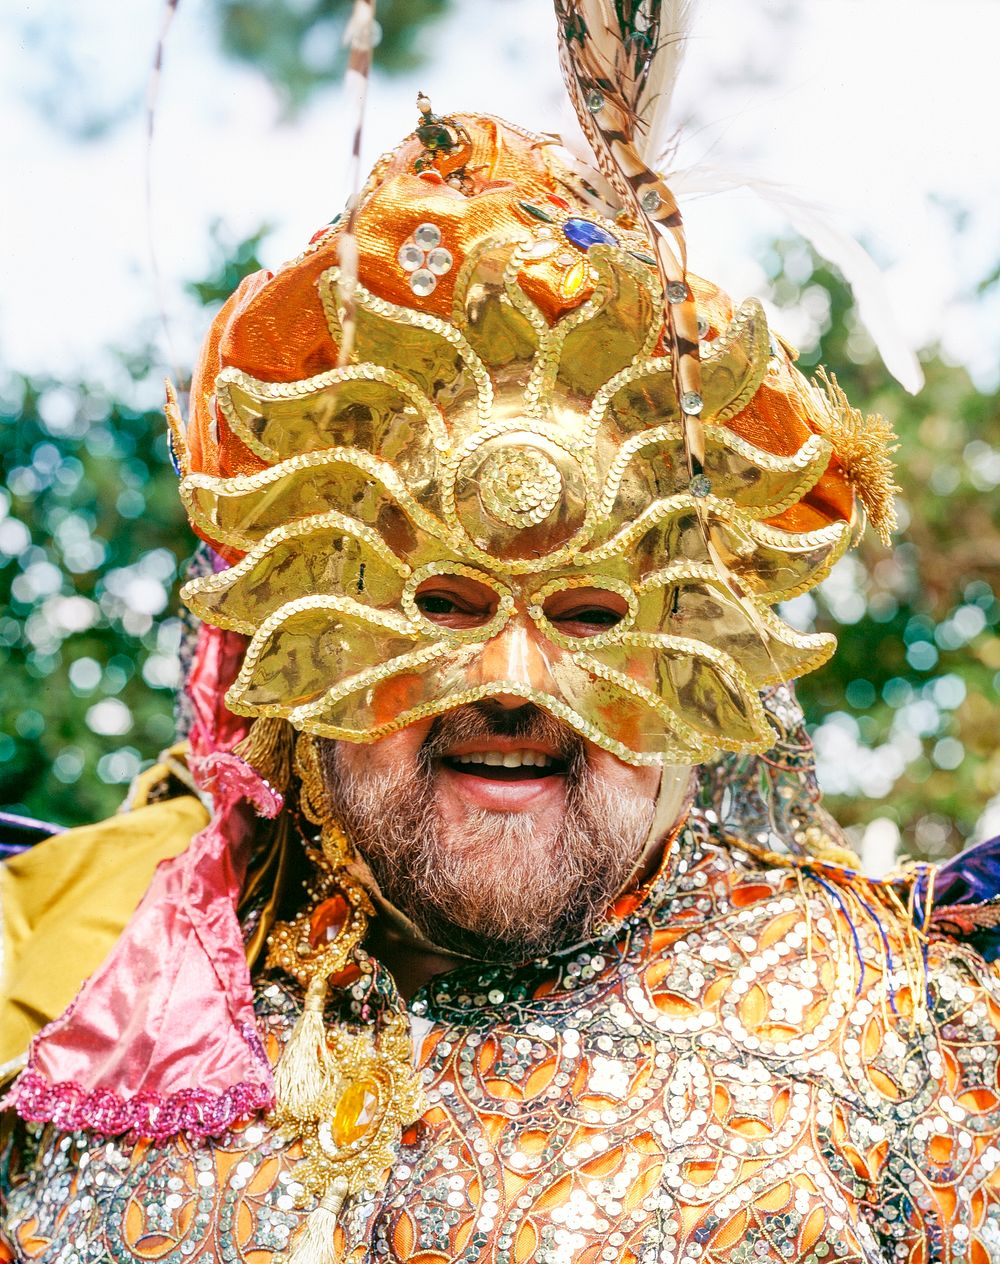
[8,806,1000,1264]
[518,200,556,223]
[397,242,425,273]
[586,89,605,113]
[680,390,704,416]
[666,281,689,305]
[479,448,563,528]
[640,189,662,213]
[413,222,442,249]
[410,269,437,298]
[426,247,453,276]
[562,217,618,251]
[398,223,452,296]
[689,473,713,498]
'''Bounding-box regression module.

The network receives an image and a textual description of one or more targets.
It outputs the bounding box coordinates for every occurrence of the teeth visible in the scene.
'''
[451,750,554,769]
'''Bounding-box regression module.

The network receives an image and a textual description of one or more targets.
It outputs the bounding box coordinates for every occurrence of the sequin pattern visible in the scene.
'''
[5,821,1000,1263]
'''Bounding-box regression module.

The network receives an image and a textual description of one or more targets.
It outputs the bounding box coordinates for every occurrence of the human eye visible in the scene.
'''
[542,587,628,637]
[413,574,499,629]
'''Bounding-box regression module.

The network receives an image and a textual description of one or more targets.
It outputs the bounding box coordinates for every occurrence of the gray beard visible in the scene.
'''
[318,705,656,964]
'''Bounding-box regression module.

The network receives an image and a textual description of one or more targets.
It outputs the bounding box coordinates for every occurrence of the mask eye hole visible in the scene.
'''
[414,573,500,629]
[542,586,629,638]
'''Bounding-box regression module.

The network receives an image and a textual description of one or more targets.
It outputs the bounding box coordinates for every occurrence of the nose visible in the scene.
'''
[492,690,533,711]
[475,615,556,709]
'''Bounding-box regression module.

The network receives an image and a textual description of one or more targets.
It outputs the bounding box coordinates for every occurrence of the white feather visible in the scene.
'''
[634,0,696,165]
[551,106,621,213]
[671,165,925,394]
[569,0,695,163]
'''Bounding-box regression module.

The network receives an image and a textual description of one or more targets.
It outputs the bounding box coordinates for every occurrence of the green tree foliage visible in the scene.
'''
[767,241,1000,861]
[0,228,271,825]
[215,0,452,112]
[0,370,189,822]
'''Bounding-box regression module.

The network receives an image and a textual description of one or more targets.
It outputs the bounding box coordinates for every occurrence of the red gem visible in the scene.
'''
[547,194,570,210]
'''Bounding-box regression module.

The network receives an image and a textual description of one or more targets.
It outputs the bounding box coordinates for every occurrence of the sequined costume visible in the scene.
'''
[7,796,1000,1264]
[3,3,999,1262]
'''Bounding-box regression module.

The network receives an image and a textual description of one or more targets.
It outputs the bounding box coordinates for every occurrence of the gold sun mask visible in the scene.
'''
[175,121,872,768]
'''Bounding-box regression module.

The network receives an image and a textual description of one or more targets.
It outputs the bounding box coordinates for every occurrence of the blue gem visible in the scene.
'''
[563,217,617,251]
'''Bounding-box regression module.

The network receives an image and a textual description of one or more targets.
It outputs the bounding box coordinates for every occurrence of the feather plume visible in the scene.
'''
[631,0,695,164]
[669,165,925,395]
[145,0,183,382]
[554,0,786,685]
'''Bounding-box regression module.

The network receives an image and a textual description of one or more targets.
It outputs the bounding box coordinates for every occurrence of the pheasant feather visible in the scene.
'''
[554,0,782,670]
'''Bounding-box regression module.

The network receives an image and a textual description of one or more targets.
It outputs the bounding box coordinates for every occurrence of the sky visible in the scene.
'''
[2,0,1000,394]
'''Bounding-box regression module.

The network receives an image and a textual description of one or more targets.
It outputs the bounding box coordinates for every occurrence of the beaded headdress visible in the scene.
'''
[171,102,893,768]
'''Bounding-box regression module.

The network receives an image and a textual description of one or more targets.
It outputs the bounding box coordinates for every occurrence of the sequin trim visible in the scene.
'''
[6,1069,273,1143]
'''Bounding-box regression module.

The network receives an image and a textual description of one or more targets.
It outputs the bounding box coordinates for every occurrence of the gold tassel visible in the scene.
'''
[234,716,297,793]
[273,974,337,1122]
[813,368,901,546]
[288,1177,349,1264]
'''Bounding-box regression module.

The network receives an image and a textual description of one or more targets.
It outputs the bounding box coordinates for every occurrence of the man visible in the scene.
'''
[4,6,1000,1262]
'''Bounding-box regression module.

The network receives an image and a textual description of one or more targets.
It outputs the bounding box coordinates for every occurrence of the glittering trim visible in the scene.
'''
[216,361,449,462]
[180,446,453,553]
[450,229,533,336]
[317,265,494,424]
[701,298,771,421]
[438,416,600,573]
[181,509,414,635]
[594,423,834,524]
[581,490,849,572]
[6,1069,273,1143]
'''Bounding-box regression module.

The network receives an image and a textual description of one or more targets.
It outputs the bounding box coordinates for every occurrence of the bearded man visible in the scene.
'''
[4,6,1000,1263]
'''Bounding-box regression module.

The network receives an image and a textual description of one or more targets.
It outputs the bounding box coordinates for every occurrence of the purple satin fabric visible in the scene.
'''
[0,810,64,858]
[934,833,1000,908]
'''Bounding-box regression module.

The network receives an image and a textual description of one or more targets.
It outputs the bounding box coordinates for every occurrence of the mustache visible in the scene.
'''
[419,702,586,773]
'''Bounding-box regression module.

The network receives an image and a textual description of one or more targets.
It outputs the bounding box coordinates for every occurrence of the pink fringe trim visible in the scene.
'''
[7,1068,274,1143]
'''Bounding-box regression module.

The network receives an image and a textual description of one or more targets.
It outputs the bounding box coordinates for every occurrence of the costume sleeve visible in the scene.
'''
[0,796,209,1072]
[869,937,1000,1261]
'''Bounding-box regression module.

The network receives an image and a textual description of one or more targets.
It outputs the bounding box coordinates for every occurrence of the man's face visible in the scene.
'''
[321,699,673,964]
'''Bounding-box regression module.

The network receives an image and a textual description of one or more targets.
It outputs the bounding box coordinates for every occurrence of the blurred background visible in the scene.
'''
[1,0,998,866]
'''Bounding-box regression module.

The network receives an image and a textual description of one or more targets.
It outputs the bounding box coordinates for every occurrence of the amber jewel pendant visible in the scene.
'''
[265,819,424,1210]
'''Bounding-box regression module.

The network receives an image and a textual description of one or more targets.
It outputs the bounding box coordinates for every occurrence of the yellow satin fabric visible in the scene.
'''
[0,794,209,1077]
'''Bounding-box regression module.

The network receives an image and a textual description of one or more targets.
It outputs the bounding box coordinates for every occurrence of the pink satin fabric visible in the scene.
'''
[6,622,281,1141]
